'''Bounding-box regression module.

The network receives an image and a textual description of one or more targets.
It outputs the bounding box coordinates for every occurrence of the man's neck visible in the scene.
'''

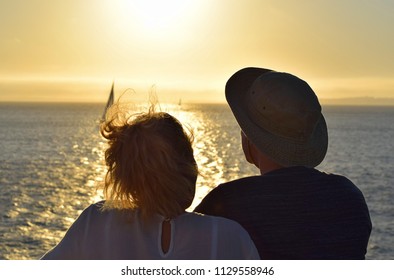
[257,154,284,175]
[259,164,284,175]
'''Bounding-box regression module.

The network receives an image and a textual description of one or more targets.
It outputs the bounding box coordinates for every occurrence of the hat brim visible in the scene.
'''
[225,67,328,167]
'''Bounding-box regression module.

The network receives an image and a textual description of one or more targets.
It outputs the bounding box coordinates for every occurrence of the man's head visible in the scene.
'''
[226,67,328,167]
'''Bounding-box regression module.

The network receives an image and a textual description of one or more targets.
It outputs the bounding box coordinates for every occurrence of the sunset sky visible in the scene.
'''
[1,0,394,103]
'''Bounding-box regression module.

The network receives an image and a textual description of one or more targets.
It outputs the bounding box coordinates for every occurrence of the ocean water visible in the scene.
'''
[0,102,393,260]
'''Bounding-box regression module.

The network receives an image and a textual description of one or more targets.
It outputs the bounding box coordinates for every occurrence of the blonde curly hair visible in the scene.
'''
[100,104,197,221]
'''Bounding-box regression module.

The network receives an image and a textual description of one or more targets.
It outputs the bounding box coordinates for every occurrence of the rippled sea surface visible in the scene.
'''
[0,103,393,259]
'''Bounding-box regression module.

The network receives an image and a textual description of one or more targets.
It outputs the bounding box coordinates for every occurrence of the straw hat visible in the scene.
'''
[225,67,328,167]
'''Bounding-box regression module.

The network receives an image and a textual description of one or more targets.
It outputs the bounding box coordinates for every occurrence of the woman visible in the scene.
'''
[41,103,259,259]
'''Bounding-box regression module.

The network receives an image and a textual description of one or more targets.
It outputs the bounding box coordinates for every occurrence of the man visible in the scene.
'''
[195,67,372,259]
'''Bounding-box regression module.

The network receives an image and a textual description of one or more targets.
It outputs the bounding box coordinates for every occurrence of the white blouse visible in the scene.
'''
[41,202,259,260]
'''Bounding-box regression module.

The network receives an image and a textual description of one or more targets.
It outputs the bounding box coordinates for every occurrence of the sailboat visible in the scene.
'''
[101,82,114,121]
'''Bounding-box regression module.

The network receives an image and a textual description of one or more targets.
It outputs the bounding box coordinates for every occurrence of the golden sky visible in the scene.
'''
[1,0,394,103]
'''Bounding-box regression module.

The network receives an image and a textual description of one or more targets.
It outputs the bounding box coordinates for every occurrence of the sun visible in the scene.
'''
[135,0,192,30]
[116,0,199,35]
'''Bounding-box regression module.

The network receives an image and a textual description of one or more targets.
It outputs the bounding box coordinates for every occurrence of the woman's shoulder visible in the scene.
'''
[76,201,133,223]
[79,201,105,216]
[83,200,133,214]
[86,200,105,211]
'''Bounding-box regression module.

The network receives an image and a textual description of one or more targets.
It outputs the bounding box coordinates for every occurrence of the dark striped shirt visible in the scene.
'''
[194,166,372,259]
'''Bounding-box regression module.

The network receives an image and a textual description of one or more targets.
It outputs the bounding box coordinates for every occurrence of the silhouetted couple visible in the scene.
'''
[42,67,371,260]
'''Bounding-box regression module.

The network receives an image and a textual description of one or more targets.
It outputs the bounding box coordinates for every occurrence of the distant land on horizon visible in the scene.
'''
[320,96,394,106]
[3,97,394,106]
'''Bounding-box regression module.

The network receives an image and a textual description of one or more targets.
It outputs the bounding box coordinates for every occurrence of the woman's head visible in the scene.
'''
[100,106,197,220]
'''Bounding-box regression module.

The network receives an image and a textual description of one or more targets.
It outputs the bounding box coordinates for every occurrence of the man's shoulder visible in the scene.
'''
[209,176,263,194]
[195,176,269,210]
[220,175,264,186]
[206,168,362,201]
[312,170,360,190]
